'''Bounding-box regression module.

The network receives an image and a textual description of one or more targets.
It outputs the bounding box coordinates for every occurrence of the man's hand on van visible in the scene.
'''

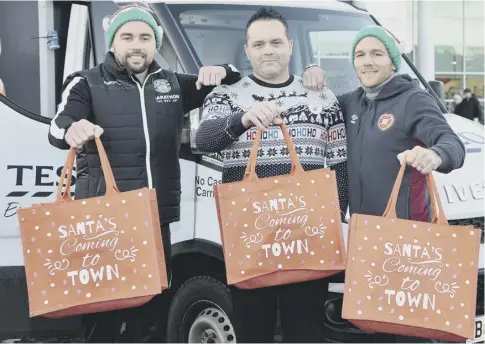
[65,119,104,149]
[302,64,326,91]
[241,102,283,131]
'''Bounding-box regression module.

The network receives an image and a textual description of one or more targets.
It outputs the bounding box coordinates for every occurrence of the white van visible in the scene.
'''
[0,1,483,342]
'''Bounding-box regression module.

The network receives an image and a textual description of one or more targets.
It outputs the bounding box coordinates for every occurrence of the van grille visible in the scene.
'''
[448,217,484,243]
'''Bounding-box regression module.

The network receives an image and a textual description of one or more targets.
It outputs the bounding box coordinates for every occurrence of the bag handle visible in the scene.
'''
[55,138,119,202]
[382,157,448,225]
[56,148,76,202]
[243,122,304,181]
[426,170,448,225]
[94,137,119,195]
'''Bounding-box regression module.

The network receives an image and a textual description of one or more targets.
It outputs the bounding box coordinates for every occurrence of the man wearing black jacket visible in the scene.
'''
[458,88,484,124]
[47,3,240,342]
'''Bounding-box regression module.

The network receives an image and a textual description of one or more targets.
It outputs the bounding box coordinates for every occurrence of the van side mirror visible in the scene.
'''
[428,80,446,108]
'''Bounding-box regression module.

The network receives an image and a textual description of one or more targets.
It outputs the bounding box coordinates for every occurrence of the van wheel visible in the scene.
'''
[166,276,237,343]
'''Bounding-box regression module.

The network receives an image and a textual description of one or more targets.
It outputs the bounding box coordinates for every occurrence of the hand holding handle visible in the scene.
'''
[243,122,304,181]
[55,138,119,203]
[56,148,76,203]
[382,157,447,225]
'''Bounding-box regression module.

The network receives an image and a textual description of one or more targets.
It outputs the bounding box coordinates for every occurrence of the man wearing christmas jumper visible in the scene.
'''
[195,7,348,343]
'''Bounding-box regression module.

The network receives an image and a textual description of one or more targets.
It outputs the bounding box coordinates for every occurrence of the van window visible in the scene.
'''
[0,1,92,118]
[0,1,43,113]
[309,30,362,96]
[309,30,423,94]
[169,4,422,96]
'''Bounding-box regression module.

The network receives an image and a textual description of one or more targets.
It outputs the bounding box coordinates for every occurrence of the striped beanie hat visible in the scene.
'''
[351,26,403,72]
[107,4,162,50]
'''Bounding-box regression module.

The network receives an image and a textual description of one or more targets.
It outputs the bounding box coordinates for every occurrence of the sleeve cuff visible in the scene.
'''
[429,146,452,173]
[226,112,247,138]
[304,63,319,71]
[219,64,241,85]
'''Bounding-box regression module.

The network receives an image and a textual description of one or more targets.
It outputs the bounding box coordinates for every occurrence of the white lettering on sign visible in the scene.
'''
[384,289,436,310]
[253,196,306,213]
[234,187,341,269]
[261,239,309,258]
[57,218,116,238]
[226,176,344,278]
[17,194,162,313]
[350,222,478,334]
[67,264,120,286]
[470,182,484,200]
[443,181,484,203]
[156,94,180,103]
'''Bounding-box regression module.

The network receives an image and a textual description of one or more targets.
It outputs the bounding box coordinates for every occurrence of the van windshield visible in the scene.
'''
[168,4,420,96]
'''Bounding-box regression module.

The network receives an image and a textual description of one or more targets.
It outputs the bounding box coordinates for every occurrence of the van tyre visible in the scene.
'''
[166,276,237,343]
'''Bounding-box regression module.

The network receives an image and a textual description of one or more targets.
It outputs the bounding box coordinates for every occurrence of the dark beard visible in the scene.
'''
[116,54,150,74]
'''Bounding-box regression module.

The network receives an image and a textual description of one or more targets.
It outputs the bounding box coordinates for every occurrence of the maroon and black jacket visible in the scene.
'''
[338,74,465,221]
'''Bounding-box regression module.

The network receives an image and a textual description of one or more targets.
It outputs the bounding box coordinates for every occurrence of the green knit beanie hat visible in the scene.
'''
[107,4,162,51]
[351,26,402,72]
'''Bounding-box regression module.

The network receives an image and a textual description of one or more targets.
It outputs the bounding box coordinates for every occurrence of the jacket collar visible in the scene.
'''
[103,51,163,82]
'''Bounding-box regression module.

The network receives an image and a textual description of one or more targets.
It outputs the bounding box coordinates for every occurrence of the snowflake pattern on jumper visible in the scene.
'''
[196,75,348,214]
[198,75,345,170]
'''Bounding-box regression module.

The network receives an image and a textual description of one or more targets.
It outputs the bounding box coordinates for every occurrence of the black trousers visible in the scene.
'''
[82,223,172,343]
[230,278,329,343]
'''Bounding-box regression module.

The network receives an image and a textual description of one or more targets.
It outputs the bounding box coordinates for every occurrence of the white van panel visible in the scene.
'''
[171,159,197,244]
[194,162,223,245]
[0,102,69,266]
[433,114,484,220]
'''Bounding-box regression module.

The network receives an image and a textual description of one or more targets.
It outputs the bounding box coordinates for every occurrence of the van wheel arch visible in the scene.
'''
[166,276,237,343]
[171,239,227,291]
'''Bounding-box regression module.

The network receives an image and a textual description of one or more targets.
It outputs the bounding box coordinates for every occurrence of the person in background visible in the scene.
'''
[196,7,348,343]
[460,88,483,124]
[453,93,465,117]
[303,25,465,222]
[47,3,240,343]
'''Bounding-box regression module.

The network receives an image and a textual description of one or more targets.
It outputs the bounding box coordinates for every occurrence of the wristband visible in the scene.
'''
[304,63,319,71]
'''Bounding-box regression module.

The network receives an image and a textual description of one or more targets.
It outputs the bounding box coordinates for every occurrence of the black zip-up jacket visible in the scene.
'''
[455,95,483,122]
[48,52,240,224]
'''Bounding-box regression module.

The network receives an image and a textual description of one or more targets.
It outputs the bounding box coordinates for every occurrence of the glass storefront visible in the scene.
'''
[414,1,483,106]
[309,0,484,112]
[435,74,464,99]
[404,1,484,110]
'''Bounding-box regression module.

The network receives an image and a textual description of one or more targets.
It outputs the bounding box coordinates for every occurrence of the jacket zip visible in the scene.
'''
[133,68,162,189]
[133,69,172,288]
[357,101,374,210]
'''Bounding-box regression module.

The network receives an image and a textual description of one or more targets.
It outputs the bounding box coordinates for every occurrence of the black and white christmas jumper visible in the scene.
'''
[195,74,349,216]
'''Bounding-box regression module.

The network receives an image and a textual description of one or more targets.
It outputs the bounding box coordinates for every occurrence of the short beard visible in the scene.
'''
[116,54,150,74]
